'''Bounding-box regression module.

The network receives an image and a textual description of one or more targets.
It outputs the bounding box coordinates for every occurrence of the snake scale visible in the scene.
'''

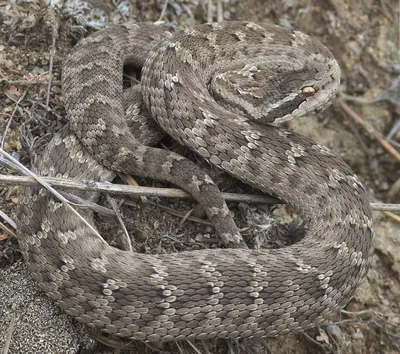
[17,22,374,342]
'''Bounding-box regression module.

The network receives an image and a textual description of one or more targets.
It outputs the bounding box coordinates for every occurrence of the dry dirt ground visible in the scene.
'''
[0,1,399,354]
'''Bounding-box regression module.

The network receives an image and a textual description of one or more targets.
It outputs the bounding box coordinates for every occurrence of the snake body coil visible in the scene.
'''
[17,22,374,342]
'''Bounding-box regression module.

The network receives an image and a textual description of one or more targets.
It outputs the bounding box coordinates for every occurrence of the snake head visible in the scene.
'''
[271,55,341,124]
[210,33,341,125]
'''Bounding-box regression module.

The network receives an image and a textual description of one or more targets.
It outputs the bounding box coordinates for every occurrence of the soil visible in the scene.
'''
[0,1,399,354]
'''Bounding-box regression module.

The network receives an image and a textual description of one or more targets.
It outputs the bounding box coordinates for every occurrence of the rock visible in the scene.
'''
[0,261,93,354]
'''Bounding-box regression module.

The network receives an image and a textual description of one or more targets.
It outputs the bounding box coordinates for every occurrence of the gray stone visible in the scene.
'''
[0,261,93,354]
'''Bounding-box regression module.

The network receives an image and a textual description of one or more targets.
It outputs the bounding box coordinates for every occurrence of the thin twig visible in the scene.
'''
[382,211,400,223]
[1,91,27,149]
[119,174,148,203]
[380,0,394,22]
[217,0,223,23]
[0,210,17,230]
[177,208,195,228]
[106,195,132,252]
[301,332,327,350]
[0,149,108,245]
[341,93,380,105]
[131,199,213,226]
[58,191,115,217]
[387,139,400,150]
[0,208,17,238]
[333,319,373,332]
[388,177,400,200]
[0,192,124,236]
[0,222,16,239]
[112,0,127,21]
[387,120,400,141]
[90,332,136,350]
[370,202,400,212]
[0,174,281,204]
[3,313,16,354]
[337,98,400,163]
[25,98,63,120]
[2,79,61,86]
[207,0,213,23]
[157,0,169,22]
[161,234,187,247]
[186,340,203,354]
[45,12,59,108]
[0,157,26,174]
[1,174,398,212]
[342,309,375,316]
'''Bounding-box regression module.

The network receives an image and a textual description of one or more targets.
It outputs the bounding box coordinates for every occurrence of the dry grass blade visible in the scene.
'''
[3,313,16,354]
[0,222,16,239]
[0,148,108,245]
[0,209,17,238]
[0,210,17,230]
[58,191,115,217]
[45,10,59,108]
[382,211,400,223]
[129,199,213,227]
[1,79,61,86]
[156,0,169,23]
[106,194,133,251]
[217,0,223,23]
[1,91,27,149]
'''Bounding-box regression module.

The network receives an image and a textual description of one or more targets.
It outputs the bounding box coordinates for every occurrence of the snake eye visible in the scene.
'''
[302,86,316,97]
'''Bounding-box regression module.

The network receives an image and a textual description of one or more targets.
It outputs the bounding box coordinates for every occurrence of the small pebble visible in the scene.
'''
[195,233,203,242]
[11,152,21,162]
[352,329,364,340]
[5,60,14,69]
[51,86,62,94]
[326,324,342,339]
[205,226,213,233]
[346,301,359,312]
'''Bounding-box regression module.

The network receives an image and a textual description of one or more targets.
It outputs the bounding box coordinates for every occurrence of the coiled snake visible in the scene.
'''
[17,22,374,342]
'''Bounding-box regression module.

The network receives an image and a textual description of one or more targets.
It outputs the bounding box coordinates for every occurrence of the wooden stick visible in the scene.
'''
[0,175,399,212]
[337,99,400,163]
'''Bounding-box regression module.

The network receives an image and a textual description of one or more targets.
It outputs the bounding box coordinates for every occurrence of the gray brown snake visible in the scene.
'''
[17,22,374,342]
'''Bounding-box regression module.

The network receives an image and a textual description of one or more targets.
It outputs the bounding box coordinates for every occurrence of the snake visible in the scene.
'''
[17,21,374,342]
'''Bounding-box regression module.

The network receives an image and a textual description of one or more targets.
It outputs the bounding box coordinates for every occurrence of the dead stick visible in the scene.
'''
[0,174,279,204]
[337,99,400,163]
[1,175,399,212]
